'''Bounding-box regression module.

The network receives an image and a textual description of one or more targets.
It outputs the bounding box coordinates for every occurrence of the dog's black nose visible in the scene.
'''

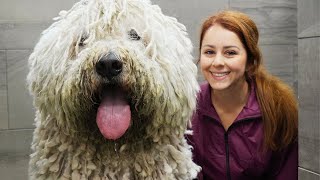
[96,52,123,80]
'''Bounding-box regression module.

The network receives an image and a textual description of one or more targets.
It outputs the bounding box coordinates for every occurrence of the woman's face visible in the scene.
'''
[200,24,247,92]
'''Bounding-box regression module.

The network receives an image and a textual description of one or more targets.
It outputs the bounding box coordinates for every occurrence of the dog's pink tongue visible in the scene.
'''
[96,89,131,140]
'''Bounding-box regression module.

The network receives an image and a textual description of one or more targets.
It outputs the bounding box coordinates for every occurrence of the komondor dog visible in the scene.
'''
[27,0,200,179]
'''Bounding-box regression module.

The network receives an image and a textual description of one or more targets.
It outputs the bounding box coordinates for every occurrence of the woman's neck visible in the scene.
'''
[211,78,249,111]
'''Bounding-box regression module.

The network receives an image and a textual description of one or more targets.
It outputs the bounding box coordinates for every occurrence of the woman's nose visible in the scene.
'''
[211,53,225,66]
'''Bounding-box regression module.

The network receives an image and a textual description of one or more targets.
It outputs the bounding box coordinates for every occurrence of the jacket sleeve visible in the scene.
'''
[268,141,298,180]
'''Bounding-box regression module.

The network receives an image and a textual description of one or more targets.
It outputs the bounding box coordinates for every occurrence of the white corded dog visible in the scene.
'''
[27,0,200,179]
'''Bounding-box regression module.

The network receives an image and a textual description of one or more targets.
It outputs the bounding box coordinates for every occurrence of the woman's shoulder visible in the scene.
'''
[196,82,212,108]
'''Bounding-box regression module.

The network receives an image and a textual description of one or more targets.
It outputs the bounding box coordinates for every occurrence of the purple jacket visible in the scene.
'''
[188,82,298,180]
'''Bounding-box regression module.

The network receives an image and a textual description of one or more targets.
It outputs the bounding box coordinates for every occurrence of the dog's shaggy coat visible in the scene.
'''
[27,0,200,179]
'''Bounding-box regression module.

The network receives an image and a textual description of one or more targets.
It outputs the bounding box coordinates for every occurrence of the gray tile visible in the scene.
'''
[258,27,297,45]
[7,50,35,129]
[230,0,297,45]
[0,129,33,180]
[0,129,33,154]
[0,22,51,50]
[298,38,320,81]
[0,50,8,129]
[298,0,320,38]
[0,152,30,180]
[298,38,320,173]
[229,0,296,28]
[0,0,76,21]
[299,23,320,39]
[299,168,320,180]
[260,45,296,87]
[299,133,320,174]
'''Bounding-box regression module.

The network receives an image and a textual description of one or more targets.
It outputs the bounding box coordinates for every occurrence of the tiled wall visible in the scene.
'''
[298,0,320,179]
[0,0,77,179]
[0,0,305,179]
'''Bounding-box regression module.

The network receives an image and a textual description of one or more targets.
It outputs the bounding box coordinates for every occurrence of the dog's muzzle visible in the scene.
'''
[96,52,123,80]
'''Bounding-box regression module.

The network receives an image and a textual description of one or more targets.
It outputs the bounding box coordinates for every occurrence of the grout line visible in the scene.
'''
[0,20,52,24]
[0,128,34,132]
[298,36,320,39]
[299,167,320,176]
[5,49,33,51]
[5,49,9,129]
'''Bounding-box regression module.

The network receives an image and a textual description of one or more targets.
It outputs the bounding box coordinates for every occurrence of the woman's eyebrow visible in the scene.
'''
[202,44,215,48]
[224,46,240,50]
[202,44,240,50]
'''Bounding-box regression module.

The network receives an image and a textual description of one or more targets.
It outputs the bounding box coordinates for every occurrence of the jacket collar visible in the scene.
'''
[197,81,261,122]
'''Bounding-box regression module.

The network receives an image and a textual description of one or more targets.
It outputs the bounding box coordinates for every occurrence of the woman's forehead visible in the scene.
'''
[202,25,244,49]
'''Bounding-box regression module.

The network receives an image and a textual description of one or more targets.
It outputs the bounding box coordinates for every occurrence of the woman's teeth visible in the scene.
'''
[211,72,229,77]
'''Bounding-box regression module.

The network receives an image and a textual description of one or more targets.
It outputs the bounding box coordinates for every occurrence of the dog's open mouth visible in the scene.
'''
[96,86,131,140]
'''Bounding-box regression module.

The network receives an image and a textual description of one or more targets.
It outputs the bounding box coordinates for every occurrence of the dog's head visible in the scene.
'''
[28,0,199,143]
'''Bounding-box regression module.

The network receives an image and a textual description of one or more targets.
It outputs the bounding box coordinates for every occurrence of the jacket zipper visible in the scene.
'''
[224,132,231,180]
[222,117,260,180]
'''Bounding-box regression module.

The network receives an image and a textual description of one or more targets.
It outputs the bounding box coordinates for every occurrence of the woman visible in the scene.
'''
[188,10,298,180]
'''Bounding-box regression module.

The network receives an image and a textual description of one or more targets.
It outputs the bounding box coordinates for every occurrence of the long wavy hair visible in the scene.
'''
[199,10,298,151]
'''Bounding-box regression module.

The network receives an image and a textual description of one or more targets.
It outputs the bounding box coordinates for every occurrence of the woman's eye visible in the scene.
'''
[204,50,215,55]
[225,50,237,56]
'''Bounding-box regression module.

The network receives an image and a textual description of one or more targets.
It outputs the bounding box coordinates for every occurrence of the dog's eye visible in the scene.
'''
[78,36,88,47]
[128,29,141,40]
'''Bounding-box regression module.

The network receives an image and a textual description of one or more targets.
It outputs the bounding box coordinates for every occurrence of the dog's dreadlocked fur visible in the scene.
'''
[27,0,201,179]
